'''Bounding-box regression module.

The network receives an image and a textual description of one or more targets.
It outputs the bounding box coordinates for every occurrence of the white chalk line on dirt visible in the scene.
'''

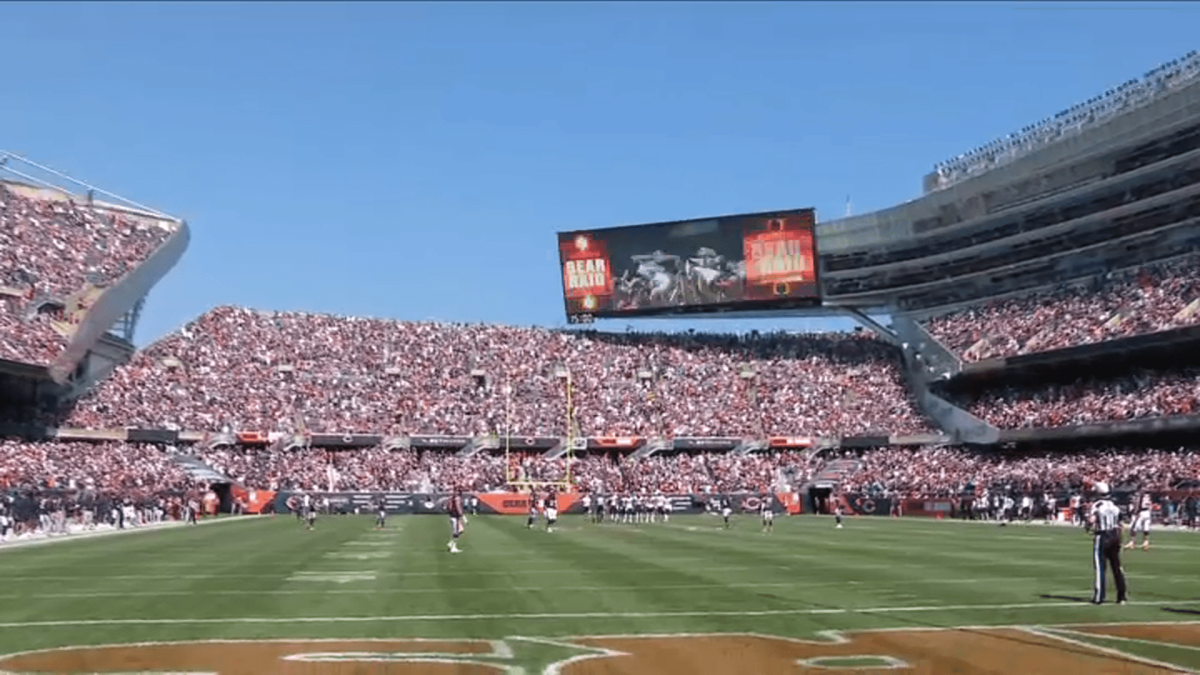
[6,599,1200,628]
[1019,627,1196,674]
[1040,626,1200,653]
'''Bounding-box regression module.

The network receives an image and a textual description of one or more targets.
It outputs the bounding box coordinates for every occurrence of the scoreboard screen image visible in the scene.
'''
[558,208,819,320]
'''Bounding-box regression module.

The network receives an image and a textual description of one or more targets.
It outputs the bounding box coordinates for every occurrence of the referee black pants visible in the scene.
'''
[1092,531,1127,604]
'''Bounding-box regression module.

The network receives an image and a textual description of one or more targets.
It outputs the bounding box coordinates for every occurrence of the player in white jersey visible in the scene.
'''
[1126,492,1153,550]
[760,500,774,533]
[300,493,316,531]
[631,251,680,303]
[545,491,558,533]
[527,498,540,529]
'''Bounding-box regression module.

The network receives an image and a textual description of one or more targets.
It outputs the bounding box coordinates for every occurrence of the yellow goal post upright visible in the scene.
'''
[503,366,577,492]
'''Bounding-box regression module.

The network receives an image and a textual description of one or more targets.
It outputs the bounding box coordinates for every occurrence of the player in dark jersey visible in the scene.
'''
[760,500,774,533]
[720,497,733,529]
[447,490,465,553]
[374,498,387,530]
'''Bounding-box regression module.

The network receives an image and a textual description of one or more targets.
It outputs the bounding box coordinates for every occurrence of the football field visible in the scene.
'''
[1,513,1199,673]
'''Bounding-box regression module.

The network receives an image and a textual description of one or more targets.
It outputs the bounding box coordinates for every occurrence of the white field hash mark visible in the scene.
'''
[324,551,392,560]
[287,572,377,584]
[6,599,1200,628]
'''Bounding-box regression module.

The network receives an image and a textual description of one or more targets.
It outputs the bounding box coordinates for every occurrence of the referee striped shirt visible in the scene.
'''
[1090,499,1120,533]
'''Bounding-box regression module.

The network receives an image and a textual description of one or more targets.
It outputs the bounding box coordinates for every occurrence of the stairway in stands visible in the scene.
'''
[170,454,231,485]
[812,457,863,485]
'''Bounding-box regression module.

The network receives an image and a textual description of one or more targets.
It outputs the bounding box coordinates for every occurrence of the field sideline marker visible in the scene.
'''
[0,515,253,554]
[5,599,1200,628]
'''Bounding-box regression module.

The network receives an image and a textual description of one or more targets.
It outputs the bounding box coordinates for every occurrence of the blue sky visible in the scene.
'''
[2,1,1197,345]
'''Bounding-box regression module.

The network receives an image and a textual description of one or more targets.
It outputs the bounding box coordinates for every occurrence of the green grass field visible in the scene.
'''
[1,514,1199,673]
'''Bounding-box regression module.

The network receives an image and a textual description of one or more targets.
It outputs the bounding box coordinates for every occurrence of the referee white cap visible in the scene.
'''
[1094,481,1110,496]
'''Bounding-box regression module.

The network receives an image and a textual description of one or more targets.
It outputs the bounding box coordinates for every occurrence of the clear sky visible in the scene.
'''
[2,1,1197,346]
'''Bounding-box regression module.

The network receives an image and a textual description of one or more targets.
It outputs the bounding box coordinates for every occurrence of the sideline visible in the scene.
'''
[3,598,1200,628]
[0,515,257,553]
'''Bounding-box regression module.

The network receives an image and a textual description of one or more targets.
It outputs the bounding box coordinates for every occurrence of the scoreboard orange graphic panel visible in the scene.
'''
[742,211,817,301]
[559,233,614,315]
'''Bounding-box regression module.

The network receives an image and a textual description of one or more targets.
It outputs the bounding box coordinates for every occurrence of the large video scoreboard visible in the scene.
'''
[558,208,819,321]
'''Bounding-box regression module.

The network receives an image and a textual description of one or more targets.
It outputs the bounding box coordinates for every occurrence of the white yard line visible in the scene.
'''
[4,599,1200,629]
[0,576,1096,599]
[0,564,775,582]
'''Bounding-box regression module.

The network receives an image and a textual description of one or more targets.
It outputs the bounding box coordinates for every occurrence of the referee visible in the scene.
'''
[1087,482,1128,605]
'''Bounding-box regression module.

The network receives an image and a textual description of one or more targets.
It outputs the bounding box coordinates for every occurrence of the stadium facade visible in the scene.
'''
[817,51,1200,445]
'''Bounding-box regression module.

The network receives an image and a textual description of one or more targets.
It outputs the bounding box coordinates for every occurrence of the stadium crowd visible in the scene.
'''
[0,182,175,365]
[60,306,931,437]
[922,254,1200,362]
[199,446,815,495]
[839,445,1200,498]
[952,367,1200,429]
[0,440,206,542]
[0,441,192,493]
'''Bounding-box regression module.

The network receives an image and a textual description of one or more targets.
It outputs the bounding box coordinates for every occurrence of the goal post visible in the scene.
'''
[504,367,577,490]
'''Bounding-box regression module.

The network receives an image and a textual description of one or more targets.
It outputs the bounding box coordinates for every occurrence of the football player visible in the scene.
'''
[447,489,465,554]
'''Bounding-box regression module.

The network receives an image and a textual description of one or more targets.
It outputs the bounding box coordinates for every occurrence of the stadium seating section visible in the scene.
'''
[950,366,1200,430]
[197,446,816,494]
[4,441,1195,506]
[922,254,1200,362]
[0,440,190,493]
[0,183,174,366]
[840,445,1199,497]
[59,306,931,437]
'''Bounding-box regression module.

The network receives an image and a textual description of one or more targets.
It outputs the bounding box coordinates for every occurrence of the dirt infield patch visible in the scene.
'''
[0,627,1189,674]
[571,631,1178,674]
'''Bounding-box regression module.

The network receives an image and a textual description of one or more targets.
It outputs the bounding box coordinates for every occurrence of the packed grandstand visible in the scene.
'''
[3,50,1200,539]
